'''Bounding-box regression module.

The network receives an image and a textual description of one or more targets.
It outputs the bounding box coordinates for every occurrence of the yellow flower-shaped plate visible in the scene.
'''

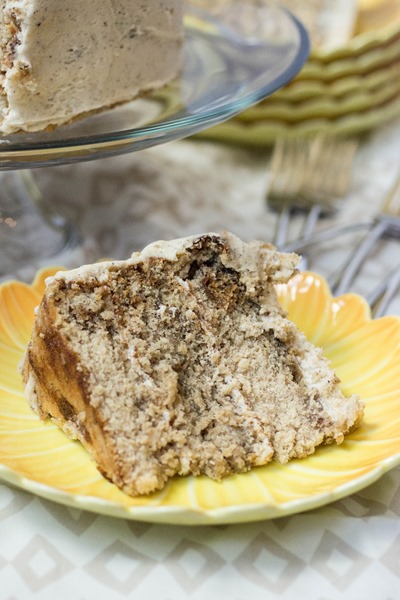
[1,268,400,525]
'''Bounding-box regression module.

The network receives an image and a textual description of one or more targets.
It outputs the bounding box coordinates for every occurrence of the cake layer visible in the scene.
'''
[0,0,183,133]
[21,233,363,496]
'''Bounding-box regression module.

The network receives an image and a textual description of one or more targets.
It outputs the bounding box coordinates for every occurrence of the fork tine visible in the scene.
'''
[268,137,286,199]
[331,139,357,197]
[382,170,400,215]
[268,136,307,247]
[333,140,358,197]
[268,137,303,203]
[303,136,357,201]
[267,134,357,254]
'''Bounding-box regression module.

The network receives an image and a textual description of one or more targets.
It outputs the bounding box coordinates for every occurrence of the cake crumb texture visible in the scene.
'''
[21,232,363,496]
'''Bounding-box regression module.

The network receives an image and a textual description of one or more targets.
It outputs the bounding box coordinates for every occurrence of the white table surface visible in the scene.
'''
[1,117,400,599]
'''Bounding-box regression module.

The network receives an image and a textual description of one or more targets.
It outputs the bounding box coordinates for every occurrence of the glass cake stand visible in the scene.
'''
[0,2,309,280]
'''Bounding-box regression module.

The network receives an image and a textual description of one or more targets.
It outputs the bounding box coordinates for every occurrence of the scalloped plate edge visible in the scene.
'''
[2,452,400,525]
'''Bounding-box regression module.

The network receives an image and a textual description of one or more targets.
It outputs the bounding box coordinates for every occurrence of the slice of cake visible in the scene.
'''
[0,0,183,134]
[21,233,363,496]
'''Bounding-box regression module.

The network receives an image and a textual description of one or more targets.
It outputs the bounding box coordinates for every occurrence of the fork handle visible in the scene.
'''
[331,219,389,296]
[283,221,373,253]
[366,264,400,317]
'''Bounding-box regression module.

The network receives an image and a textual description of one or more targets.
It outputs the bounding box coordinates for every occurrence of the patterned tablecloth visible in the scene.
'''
[1,116,400,599]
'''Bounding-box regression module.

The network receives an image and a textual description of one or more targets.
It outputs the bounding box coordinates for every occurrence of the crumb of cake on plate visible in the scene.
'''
[21,232,363,496]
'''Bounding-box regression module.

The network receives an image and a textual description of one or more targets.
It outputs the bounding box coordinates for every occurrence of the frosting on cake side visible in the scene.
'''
[0,0,183,133]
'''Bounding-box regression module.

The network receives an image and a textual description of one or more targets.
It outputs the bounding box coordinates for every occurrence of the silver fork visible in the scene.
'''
[284,170,400,317]
[330,170,400,297]
[267,134,358,255]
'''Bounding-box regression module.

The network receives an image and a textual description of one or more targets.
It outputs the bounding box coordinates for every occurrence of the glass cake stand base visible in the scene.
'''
[0,171,81,282]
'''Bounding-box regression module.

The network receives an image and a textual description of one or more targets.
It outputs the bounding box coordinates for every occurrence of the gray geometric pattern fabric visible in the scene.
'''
[12,536,75,593]
[1,467,399,599]
[1,122,400,598]
[85,541,158,592]
[165,540,225,592]
[233,533,306,592]
[309,531,373,591]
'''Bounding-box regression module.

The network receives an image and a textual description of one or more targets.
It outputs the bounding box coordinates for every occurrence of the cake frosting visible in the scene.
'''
[0,0,183,134]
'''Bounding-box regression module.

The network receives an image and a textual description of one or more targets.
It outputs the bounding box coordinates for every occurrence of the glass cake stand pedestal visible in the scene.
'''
[0,2,309,281]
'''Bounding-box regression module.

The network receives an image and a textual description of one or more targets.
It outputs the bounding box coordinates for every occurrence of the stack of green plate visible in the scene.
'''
[196,1,400,146]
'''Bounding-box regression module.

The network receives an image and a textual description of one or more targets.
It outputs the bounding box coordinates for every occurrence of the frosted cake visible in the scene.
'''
[0,0,183,133]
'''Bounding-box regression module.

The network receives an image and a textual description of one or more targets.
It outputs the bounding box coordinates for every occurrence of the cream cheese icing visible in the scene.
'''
[0,0,183,134]
[47,233,300,301]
